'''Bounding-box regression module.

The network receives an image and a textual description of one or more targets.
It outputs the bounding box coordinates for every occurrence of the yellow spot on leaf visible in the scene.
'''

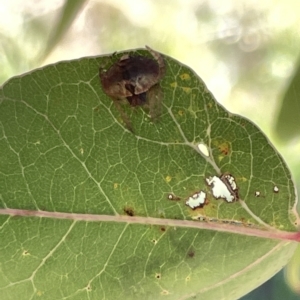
[114,183,118,189]
[36,291,44,296]
[213,140,231,161]
[239,176,247,182]
[165,176,172,183]
[161,290,170,295]
[218,142,230,156]
[180,73,191,80]
[170,82,177,88]
[178,110,184,116]
[182,87,191,94]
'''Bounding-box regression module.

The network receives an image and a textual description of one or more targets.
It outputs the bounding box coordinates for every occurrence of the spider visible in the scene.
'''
[99,46,165,131]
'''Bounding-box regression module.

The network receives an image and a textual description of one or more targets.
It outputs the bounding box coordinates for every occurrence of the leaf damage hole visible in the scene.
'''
[255,191,260,197]
[186,191,207,209]
[197,142,209,157]
[167,193,181,201]
[273,186,279,193]
[206,174,239,202]
[184,174,239,210]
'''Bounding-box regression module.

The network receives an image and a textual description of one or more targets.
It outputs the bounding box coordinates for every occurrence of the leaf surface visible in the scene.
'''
[0,49,299,299]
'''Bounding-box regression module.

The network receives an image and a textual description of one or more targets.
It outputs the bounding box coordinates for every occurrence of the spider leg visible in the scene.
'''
[147,84,163,122]
[111,97,134,132]
[145,46,166,78]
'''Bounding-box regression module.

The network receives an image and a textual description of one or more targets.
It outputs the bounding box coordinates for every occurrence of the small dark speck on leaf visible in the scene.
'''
[124,207,134,216]
[187,250,195,258]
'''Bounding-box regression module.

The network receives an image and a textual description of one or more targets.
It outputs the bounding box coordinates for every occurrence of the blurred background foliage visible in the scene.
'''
[0,0,299,299]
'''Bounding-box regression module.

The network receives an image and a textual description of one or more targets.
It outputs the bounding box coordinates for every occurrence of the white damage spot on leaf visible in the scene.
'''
[167,193,180,201]
[255,191,260,197]
[223,174,237,191]
[186,191,206,209]
[197,143,209,157]
[274,186,279,193]
[206,174,238,203]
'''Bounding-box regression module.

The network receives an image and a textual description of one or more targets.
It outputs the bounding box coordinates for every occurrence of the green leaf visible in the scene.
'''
[285,244,300,294]
[41,0,88,63]
[0,48,299,299]
[274,57,300,142]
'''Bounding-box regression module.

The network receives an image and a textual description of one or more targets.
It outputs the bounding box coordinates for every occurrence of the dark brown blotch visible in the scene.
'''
[123,207,134,216]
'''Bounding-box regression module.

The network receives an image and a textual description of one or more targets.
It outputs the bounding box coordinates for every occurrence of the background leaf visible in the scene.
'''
[274,58,300,143]
[40,0,88,63]
[0,49,299,299]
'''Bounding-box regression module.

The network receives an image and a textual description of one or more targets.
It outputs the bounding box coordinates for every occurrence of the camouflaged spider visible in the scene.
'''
[99,46,165,131]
